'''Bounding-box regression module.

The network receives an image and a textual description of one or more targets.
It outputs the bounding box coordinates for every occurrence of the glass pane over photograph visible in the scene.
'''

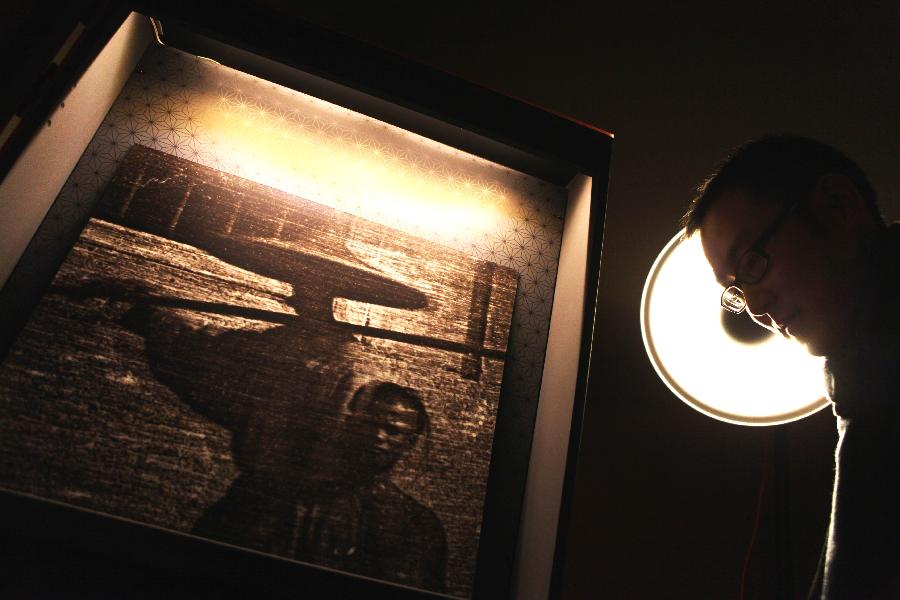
[0,42,568,598]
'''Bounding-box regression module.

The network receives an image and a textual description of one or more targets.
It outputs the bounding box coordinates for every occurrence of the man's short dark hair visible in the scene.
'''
[681,135,880,236]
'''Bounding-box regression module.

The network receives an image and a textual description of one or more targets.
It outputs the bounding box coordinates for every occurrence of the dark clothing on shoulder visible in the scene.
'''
[820,223,900,599]
[192,473,448,592]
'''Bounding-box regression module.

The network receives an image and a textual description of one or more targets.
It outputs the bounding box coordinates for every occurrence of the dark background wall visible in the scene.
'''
[2,1,898,598]
[273,2,899,598]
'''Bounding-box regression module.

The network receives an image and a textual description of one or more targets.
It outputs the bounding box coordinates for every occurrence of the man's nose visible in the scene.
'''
[743,285,778,331]
[376,428,398,445]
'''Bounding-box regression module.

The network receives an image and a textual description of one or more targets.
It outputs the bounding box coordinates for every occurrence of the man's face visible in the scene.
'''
[349,393,422,471]
[699,187,860,357]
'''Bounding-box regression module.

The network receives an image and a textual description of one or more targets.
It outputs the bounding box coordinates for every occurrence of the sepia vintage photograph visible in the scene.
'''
[0,144,518,597]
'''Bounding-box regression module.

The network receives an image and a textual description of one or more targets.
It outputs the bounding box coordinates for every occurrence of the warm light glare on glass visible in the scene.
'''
[640,230,829,425]
[187,87,511,237]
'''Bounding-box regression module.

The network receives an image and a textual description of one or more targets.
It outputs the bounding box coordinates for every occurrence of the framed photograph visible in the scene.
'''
[0,5,611,599]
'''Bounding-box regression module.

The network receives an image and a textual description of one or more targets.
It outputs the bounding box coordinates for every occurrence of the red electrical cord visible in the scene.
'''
[740,436,771,600]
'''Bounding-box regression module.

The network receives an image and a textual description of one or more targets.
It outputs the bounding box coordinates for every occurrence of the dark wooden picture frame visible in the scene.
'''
[0,3,612,599]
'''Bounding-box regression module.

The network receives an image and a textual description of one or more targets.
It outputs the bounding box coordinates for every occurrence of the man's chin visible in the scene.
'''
[794,334,831,358]
[803,342,828,357]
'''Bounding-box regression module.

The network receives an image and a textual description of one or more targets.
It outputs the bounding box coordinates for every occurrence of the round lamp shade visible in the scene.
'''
[640,230,829,426]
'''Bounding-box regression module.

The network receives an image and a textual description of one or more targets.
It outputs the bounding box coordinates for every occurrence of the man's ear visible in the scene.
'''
[809,173,870,239]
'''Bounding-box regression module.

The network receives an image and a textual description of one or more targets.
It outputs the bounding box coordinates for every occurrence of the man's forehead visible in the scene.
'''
[699,189,778,285]
[371,394,419,415]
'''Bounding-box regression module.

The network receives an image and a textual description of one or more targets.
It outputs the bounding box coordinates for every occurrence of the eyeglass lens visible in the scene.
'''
[736,251,768,284]
[722,286,747,313]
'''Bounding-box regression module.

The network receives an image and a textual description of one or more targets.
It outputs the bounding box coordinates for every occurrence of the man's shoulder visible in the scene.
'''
[369,482,444,529]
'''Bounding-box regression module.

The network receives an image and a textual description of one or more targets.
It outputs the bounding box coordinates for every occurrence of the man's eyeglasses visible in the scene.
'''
[720,199,802,314]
